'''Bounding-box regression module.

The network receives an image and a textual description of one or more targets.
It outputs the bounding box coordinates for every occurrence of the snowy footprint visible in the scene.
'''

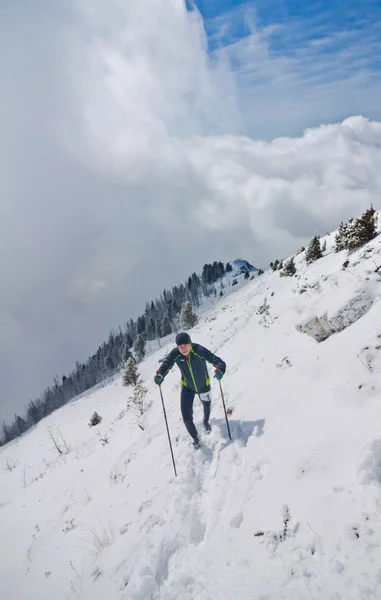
[124,435,222,599]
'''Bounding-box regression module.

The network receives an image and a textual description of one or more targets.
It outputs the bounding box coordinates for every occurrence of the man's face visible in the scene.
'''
[178,343,191,356]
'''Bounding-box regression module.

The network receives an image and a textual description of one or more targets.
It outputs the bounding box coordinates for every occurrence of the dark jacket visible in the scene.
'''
[157,343,226,394]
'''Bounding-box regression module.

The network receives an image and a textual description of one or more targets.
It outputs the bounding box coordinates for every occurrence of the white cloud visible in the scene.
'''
[0,0,381,422]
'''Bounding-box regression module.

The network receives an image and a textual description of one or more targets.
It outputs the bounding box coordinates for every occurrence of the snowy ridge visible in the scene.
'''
[2,218,381,599]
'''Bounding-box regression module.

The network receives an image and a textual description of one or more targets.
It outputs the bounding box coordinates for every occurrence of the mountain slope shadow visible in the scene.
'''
[212,418,265,445]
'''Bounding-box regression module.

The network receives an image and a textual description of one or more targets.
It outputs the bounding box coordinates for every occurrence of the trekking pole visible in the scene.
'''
[218,379,232,440]
[158,385,177,477]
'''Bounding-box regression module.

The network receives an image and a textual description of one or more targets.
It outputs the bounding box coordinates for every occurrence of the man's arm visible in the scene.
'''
[193,344,226,372]
[157,348,180,378]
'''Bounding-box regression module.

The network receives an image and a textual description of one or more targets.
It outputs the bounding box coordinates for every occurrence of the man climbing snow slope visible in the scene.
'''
[154,332,226,448]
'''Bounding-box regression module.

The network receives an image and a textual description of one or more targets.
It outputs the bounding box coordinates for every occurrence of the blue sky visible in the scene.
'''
[185,0,381,138]
[188,0,381,65]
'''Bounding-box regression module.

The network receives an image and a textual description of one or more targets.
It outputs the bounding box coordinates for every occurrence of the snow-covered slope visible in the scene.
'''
[2,223,381,600]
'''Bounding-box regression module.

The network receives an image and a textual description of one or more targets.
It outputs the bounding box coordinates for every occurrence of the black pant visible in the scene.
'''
[181,387,211,439]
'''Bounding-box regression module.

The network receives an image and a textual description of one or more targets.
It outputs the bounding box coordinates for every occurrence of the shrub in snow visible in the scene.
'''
[89,411,102,427]
[180,301,198,329]
[256,297,273,328]
[232,278,238,286]
[47,426,70,454]
[5,459,18,471]
[281,504,291,540]
[305,236,322,265]
[253,505,293,546]
[257,297,270,316]
[98,432,109,446]
[81,519,114,554]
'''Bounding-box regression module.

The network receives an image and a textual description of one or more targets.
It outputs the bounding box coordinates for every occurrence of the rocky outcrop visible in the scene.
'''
[296,288,375,342]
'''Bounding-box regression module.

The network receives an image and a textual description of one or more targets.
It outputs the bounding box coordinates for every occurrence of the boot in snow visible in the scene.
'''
[203,420,211,434]
[193,437,201,449]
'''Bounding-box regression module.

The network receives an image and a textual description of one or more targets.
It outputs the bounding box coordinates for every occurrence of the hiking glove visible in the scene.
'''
[154,373,164,385]
[214,369,224,380]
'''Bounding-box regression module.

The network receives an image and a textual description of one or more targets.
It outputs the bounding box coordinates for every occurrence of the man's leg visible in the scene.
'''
[199,391,211,431]
[180,387,198,439]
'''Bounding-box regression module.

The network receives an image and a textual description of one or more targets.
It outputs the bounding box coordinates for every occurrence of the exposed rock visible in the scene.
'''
[296,289,375,342]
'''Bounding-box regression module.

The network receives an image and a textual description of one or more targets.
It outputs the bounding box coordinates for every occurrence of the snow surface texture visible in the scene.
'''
[2,222,381,599]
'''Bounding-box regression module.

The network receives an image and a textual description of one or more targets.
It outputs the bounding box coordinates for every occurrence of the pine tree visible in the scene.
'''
[161,315,172,336]
[359,206,377,243]
[123,357,139,386]
[123,345,132,363]
[201,264,213,284]
[225,262,233,273]
[244,270,250,280]
[134,334,146,363]
[136,315,146,335]
[180,301,198,329]
[321,239,327,252]
[105,354,114,371]
[282,256,296,276]
[347,207,377,249]
[146,317,155,340]
[272,259,280,271]
[155,318,162,340]
[305,236,322,265]
[334,221,347,252]
[257,268,264,275]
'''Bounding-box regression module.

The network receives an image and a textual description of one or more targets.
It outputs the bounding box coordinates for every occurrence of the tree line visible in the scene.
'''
[0,261,234,446]
[269,206,377,278]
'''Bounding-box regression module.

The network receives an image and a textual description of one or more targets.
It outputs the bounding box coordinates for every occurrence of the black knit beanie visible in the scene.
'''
[175,332,191,345]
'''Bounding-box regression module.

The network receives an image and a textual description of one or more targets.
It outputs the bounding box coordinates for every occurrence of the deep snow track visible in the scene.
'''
[125,423,252,600]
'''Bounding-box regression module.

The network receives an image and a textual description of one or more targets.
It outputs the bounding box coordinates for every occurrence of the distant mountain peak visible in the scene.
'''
[231,259,258,275]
